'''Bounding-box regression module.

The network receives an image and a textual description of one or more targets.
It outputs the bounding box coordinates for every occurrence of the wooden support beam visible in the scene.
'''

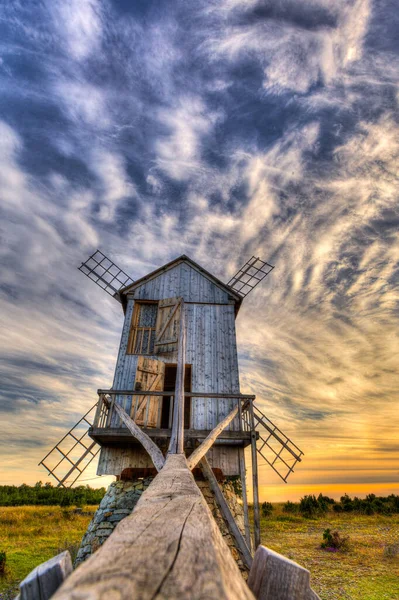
[239,447,252,553]
[187,404,240,470]
[200,456,253,571]
[249,401,261,550]
[108,400,165,472]
[168,300,186,454]
[52,455,255,600]
[248,546,320,600]
[18,551,72,600]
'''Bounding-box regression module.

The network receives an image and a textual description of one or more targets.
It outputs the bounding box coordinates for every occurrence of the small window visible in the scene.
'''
[128,302,158,354]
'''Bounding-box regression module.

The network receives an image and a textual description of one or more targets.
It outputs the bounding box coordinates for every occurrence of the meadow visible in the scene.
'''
[0,504,398,599]
[260,504,399,600]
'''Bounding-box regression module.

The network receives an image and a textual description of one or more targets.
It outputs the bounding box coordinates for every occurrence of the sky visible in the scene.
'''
[0,0,398,502]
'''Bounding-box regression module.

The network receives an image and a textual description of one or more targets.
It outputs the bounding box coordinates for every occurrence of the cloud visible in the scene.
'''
[0,0,398,499]
[49,0,103,61]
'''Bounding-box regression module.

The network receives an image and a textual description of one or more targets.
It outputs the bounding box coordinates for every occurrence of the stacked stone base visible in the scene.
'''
[75,476,248,575]
[75,477,154,566]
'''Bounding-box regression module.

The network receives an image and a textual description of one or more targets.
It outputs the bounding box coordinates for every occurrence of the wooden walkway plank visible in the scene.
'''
[52,455,254,600]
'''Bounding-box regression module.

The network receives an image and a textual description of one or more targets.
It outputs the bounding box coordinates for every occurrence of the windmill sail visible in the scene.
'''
[227,256,274,298]
[39,404,100,488]
[78,249,134,299]
[243,404,303,482]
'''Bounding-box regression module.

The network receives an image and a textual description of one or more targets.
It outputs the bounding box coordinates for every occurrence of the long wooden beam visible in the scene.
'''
[52,455,255,600]
[108,401,165,472]
[168,300,186,454]
[187,404,240,470]
[200,456,253,571]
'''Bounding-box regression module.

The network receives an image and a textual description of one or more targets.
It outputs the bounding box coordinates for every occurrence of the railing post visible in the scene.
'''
[106,394,115,428]
[249,399,260,550]
[93,394,103,428]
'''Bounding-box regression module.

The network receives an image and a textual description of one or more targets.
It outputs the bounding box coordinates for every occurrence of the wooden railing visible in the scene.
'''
[93,389,256,430]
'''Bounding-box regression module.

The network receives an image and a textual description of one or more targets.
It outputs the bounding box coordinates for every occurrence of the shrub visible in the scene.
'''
[261,501,274,517]
[283,501,298,514]
[0,551,6,575]
[383,543,399,558]
[321,529,350,552]
[299,495,327,518]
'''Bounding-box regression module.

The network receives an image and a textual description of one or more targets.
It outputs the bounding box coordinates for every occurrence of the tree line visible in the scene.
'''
[0,482,106,507]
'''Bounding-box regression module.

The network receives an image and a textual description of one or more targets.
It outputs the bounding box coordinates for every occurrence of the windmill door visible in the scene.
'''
[133,357,165,428]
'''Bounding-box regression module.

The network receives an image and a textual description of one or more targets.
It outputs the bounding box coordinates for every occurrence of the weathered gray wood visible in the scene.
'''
[168,300,186,454]
[248,546,320,600]
[200,456,253,571]
[19,551,72,600]
[53,455,254,600]
[98,390,255,399]
[108,400,165,471]
[249,401,261,549]
[187,404,240,469]
[239,446,252,552]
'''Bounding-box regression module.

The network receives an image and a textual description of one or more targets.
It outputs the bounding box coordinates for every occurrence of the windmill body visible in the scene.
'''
[93,254,245,478]
[40,250,303,552]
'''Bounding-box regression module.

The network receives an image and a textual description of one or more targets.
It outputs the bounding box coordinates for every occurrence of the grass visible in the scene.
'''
[0,506,96,597]
[0,504,398,599]
[259,504,399,600]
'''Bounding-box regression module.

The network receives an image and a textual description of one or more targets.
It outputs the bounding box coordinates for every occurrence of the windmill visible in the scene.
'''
[39,250,303,551]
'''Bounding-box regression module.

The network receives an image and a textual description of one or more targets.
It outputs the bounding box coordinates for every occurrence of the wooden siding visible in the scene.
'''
[133,262,230,304]
[98,270,242,476]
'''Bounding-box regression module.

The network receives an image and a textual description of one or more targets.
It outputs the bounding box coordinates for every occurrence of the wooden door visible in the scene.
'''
[154,297,181,355]
[133,357,165,428]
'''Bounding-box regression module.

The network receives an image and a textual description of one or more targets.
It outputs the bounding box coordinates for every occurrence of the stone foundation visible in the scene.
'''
[75,476,248,574]
[74,477,154,566]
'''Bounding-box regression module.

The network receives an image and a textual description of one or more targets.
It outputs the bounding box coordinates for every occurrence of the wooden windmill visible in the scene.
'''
[40,251,303,551]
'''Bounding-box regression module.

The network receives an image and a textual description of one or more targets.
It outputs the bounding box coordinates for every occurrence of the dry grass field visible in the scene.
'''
[0,504,398,599]
[260,504,399,600]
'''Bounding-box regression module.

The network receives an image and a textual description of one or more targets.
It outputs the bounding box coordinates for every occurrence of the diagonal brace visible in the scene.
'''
[105,398,165,472]
[187,403,241,470]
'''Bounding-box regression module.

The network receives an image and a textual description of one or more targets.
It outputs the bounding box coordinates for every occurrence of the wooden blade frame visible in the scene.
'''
[227,256,274,298]
[78,249,134,298]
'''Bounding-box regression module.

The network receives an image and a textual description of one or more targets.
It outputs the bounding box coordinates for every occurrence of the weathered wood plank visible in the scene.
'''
[19,551,72,600]
[239,447,252,552]
[200,456,253,571]
[168,300,186,454]
[52,455,254,600]
[187,404,240,470]
[108,401,165,472]
[248,546,320,600]
[249,401,261,550]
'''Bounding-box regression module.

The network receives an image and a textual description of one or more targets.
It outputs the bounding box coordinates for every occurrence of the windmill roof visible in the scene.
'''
[118,254,243,307]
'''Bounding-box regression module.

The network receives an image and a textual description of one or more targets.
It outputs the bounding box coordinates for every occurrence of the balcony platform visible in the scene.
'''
[89,427,254,447]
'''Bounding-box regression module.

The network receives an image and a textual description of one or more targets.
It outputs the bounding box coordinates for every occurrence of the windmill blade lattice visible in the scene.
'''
[79,249,134,298]
[227,256,274,298]
[243,404,303,483]
[39,404,100,488]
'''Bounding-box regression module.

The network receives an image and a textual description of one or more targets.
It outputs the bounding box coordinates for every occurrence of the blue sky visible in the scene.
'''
[0,0,398,500]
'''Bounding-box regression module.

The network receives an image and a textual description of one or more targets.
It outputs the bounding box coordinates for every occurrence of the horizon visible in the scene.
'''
[1,0,398,502]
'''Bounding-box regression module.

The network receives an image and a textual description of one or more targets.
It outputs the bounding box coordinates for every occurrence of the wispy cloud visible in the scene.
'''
[0,0,398,499]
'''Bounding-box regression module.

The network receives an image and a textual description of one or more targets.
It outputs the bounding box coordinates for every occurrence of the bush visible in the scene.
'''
[261,501,274,517]
[383,543,399,558]
[283,501,298,514]
[299,495,327,518]
[0,551,6,575]
[321,529,350,552]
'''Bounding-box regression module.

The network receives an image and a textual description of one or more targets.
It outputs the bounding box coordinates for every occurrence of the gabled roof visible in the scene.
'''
[118,254,242,308]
